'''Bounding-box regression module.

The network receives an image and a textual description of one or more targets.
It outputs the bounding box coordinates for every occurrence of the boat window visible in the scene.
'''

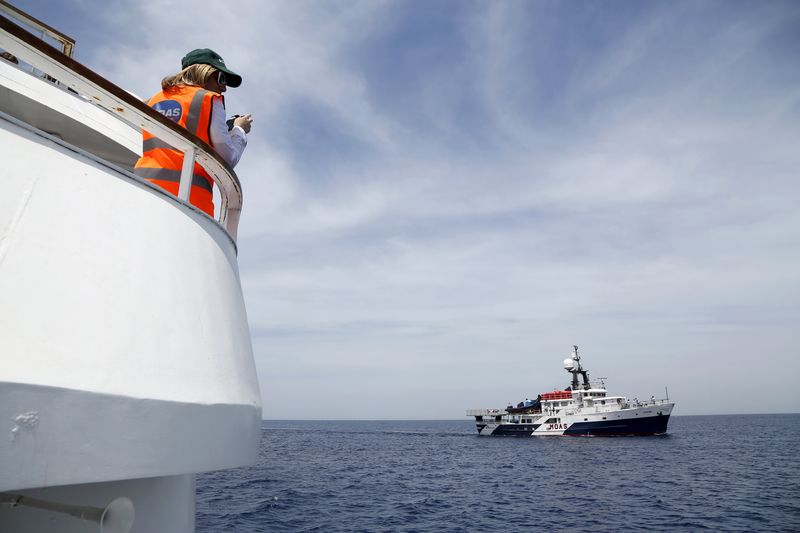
[601,400,606,405]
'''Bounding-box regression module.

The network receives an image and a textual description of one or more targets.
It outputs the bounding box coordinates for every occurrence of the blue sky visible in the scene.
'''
[12,0,800,417]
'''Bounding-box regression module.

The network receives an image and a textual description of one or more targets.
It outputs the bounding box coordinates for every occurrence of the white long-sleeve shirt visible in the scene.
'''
[209,98,247,168]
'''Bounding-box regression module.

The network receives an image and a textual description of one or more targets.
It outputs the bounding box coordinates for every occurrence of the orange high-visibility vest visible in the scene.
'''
[134,86,223,216]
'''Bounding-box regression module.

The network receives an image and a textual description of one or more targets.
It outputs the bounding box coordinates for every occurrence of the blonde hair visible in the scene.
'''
[161,64,217,90]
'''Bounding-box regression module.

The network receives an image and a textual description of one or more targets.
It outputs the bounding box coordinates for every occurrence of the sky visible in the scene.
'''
[11,0,800,418]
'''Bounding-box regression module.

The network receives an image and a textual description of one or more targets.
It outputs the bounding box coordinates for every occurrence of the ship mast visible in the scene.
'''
[565,345,591,390]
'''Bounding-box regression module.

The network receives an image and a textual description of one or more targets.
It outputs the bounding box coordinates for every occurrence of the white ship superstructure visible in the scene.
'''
[467,346,674,437]
[1,4,260,532]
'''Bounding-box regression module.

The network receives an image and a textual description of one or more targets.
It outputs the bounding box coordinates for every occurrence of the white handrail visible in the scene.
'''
[0,0,74,57]
[0,15,243,241]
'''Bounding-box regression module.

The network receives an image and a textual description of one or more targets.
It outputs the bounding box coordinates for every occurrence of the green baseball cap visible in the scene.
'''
[181,48,242,87]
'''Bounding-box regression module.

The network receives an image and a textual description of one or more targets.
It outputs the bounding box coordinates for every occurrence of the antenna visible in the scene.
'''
[0,493,135,533]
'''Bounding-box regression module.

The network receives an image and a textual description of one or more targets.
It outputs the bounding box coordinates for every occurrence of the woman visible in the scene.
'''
[134,48,252,217]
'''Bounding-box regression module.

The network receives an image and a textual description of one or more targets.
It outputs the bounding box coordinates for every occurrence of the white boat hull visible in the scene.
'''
[0,71,261,532]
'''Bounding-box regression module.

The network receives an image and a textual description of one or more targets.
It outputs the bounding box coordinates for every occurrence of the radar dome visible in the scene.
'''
[563,358,578,371]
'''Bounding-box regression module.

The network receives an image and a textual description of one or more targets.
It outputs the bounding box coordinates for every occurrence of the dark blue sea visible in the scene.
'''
[197,415,800,532]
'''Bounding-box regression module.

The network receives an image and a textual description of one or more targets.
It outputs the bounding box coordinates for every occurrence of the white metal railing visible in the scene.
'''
[0,13,243,241]
[465,409,504,416]
[626,398,669,409]
[0,0,74,57]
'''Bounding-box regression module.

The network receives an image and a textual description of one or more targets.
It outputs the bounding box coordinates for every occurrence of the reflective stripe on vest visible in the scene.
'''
[185,89,208,135]
[141,137,176,152]
[133,167,213,193]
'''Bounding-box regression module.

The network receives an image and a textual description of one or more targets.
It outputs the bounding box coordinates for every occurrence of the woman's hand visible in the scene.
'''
[234,114,253,134]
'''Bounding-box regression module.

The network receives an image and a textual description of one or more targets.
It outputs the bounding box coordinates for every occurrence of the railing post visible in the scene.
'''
[178,147,196,202]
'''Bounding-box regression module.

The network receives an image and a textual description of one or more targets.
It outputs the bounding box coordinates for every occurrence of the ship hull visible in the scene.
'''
[475,404,674,437]
[562,413,670,436]
[0,51,261,532]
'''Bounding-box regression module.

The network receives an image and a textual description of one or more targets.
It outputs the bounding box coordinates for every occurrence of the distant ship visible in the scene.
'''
[1,4,260,532]
[467,346,674,436]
